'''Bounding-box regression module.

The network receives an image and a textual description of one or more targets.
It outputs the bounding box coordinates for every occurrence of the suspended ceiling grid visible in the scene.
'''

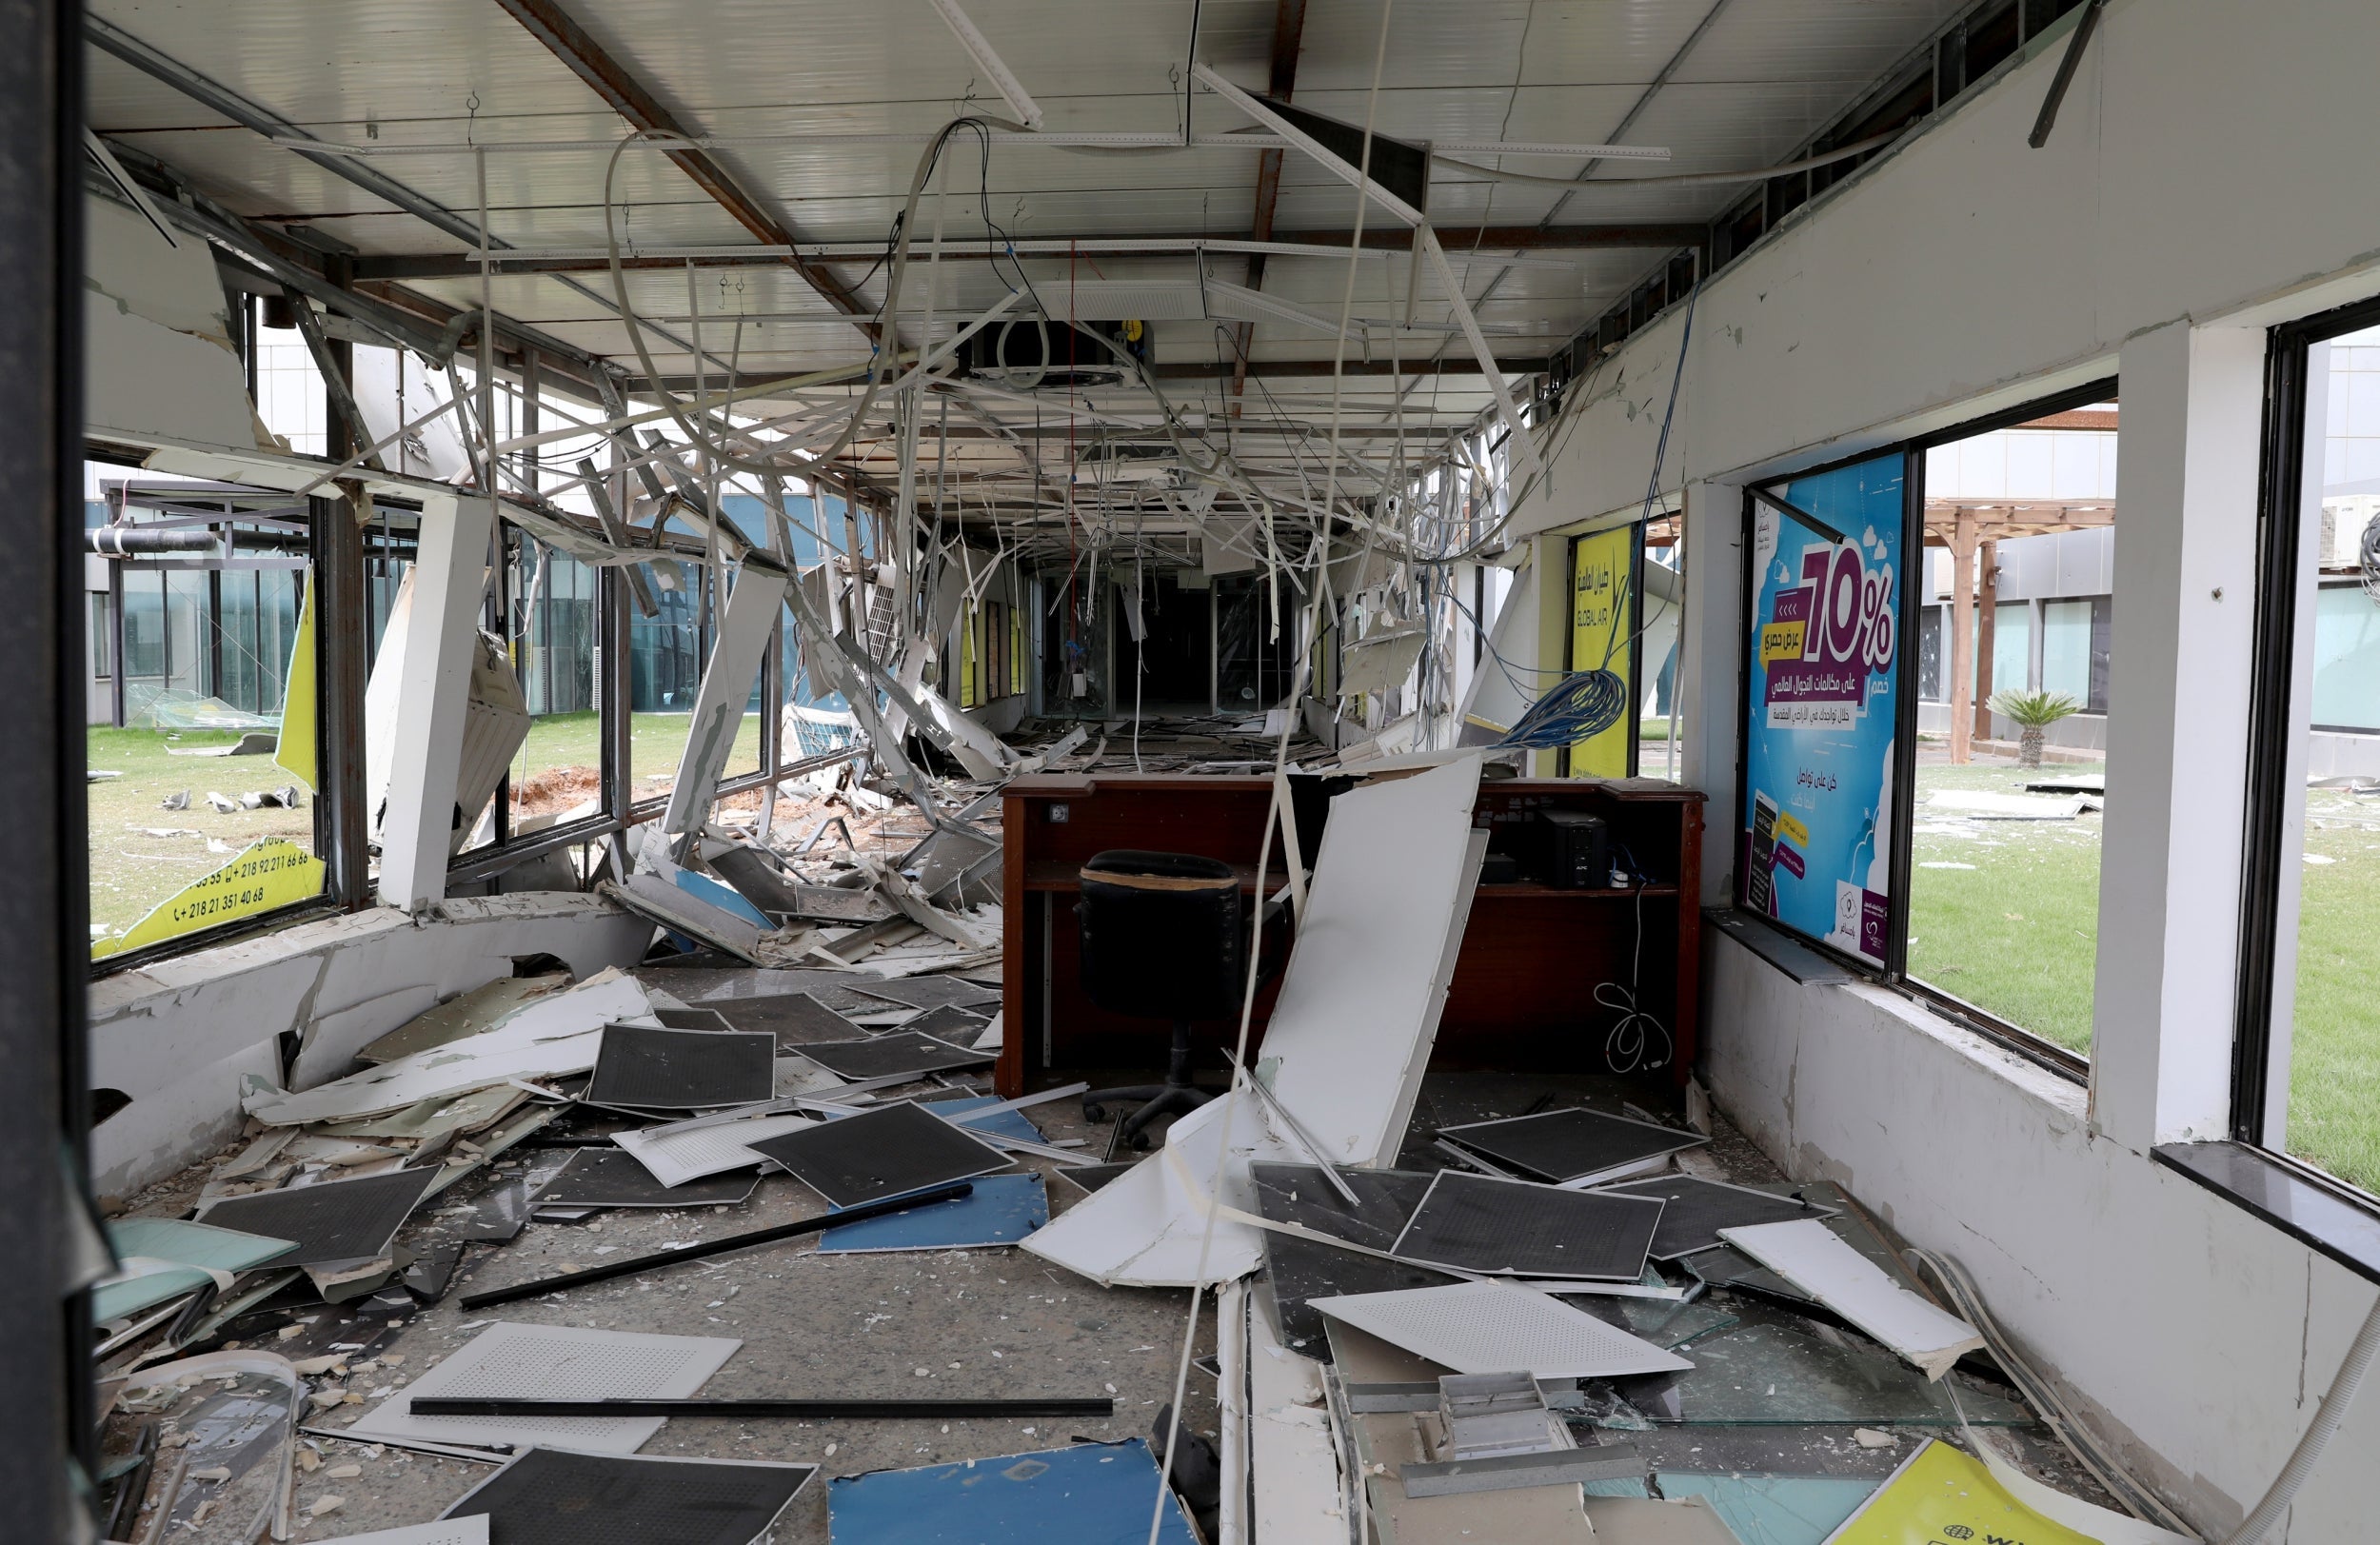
[89,0,1973,529]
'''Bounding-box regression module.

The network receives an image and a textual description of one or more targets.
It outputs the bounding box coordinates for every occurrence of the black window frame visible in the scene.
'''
[2230,292,2380,1179]
[1726,377,2119,1084]
[83,468,355,977]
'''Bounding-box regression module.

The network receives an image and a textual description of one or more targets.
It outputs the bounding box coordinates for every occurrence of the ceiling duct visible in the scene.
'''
[957,315,1148,390]
[1243,99,1431,220]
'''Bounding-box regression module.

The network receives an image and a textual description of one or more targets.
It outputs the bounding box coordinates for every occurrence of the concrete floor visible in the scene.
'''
[105,1067,2119,1541]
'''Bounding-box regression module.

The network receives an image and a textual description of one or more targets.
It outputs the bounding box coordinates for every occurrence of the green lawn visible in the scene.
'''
[2281,788,2380,1192]
[428,709,771,819]
[625,710,764,799]
[86,724,314,943]
[89,708,772,942]
[1905,760,2380,1195]
[1906,762,2107,1053]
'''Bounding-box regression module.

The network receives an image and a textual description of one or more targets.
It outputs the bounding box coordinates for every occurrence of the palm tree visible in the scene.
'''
[1989,688,2081,769]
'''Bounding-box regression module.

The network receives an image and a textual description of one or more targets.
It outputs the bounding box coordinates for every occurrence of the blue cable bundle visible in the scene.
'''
[1497,666,1629,749]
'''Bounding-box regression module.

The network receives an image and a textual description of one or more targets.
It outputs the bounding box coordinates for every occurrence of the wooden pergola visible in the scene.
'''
[1920,498,2114,763]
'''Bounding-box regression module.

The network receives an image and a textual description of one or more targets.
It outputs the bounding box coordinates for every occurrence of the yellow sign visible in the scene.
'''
[1762,620,1807,663]
[1775,809,1811,848]
[273,583,318,793]
[959,603,979,708]
[1567,525,1636,779]
[1826,1439,2106,1545]
[93,839,326,959]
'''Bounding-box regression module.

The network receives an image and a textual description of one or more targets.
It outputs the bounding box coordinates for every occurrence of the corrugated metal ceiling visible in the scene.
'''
[88,0,1973,502]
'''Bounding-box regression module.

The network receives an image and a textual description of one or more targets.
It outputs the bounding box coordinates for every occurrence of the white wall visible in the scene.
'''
[1503,2,2380,1538]
[89,894,650,1199]
[1702,939,2379,1542]
[1515,0,2380,539]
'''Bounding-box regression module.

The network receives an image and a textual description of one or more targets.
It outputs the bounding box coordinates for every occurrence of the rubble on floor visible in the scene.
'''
[88,746,2192,1545]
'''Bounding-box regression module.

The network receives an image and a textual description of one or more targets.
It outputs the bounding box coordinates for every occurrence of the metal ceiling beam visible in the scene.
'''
[796,421,1489,444]
[82,15,717,377]
[1231,0,1311,416]
[87,16,493,252]
[1274,222,1702,253]
[347,222,1701,280]
[638,355,1538,394]
[91,144,625,409]
[486,0,874,330]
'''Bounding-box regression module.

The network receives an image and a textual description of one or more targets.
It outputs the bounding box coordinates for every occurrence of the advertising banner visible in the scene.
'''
[1740,453,1906,963]
[93,838,326,959]
[1567,525,1640,778]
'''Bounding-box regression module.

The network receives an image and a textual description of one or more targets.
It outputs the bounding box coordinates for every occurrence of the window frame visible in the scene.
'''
[1726,377,2118,1081]
[2230,291,2380,1168]
[85,472,348,977]
[87,430,874,971]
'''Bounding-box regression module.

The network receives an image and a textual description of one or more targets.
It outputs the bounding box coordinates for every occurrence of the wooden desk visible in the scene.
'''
[998,772,1704,1098]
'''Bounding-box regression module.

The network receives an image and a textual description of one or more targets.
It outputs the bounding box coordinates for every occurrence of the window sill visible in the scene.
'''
[88,896,345,980]
[1707,906,2089,1087]
[1702,908,1855,984]
[1899,979,2089,1085]
[2155,1140,2380,1289]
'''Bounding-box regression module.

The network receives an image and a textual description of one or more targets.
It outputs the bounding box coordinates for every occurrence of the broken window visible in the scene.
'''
[2238,312,2380,1198]
[1041,565,1114,717]
[500,525,603,840]
[1904,402,2117,1059]
[250,317,327,455]
[1216,573,1292,712]
[629,554,708,808]
[87,469,327,961]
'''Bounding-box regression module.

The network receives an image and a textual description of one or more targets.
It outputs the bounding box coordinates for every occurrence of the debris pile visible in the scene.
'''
[87,751,2192,1545]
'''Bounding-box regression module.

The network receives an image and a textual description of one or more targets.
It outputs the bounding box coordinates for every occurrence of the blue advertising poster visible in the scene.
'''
[1739,453,1907,964]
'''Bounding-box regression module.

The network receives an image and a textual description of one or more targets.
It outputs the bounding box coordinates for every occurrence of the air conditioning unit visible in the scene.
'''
[1072,442,1180,485]
[956,314,1148,389]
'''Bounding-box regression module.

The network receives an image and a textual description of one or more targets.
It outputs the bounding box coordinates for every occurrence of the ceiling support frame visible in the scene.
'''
[488,0,878,337]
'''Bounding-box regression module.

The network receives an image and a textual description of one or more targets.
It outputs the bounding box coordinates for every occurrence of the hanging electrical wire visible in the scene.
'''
[1494,274,1701,751]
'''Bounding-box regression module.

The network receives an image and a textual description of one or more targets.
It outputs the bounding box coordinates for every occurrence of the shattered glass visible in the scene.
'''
[1566,1293,1741,1351]
[1666,1323,2033,1426]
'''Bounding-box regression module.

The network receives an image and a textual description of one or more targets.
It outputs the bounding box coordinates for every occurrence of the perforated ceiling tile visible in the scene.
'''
[901,1003,992,1040]
[818,1172,1047,1253]
[1591,1175,1838,1260]
[1392,1171,1664,1281]
[1306,1281,1694,1380]
[654,1006,738,1033]
[614,1113,816,1188]
[531,1147,759,1209]
[323,1521,488,1545]
[194,1166,437,1267]
[336,1321,740,1455]
[791,1031,992,1081]
[585,1024,776,1110]
[1251,1161,1434,1251]
[643,968,902,1016]
[441,1447,814,1545]
[1436,1107,1708,1184]
[1261,1227,1461,1358]
[701,991,866,1046]
[744,1099,1012,1209]
[851,975,1002,1011]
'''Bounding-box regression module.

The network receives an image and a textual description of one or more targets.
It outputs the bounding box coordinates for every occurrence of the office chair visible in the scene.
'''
[1076,849,1245,1149]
